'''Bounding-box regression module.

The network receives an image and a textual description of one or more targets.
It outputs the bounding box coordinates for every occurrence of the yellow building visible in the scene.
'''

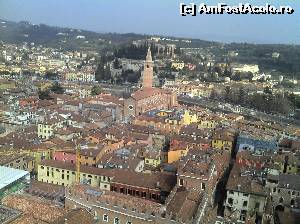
[198,119,218,129]
[144,150,161,167]
[168,148,188,164]
[38,116,64,139]
[171,62,185,70]
[212,129,236,151]
[182,110,198,125]
[27,144,53,171]
[79,148,102,167]
[65,72,78,81]
[155,110,171,117]
[168,140,189,164]
[38,160,112,189]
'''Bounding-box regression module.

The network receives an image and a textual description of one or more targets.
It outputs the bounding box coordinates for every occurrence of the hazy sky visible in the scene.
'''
[0,0,299,44]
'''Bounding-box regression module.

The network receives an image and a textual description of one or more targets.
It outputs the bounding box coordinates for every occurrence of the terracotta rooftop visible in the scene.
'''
[130,87,171,101]
[52,208,94,224]
[226,164,267,196]
[2,194,66,223]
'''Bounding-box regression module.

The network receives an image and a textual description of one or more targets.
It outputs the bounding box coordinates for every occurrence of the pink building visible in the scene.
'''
[53,150,76,164]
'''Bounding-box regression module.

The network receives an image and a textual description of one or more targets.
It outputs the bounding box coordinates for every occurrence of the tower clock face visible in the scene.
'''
[128,105,134,110]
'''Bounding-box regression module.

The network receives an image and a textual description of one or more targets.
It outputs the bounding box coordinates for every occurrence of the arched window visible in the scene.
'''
[279,197,284,203]
[103,214,108,222]
[291,199,295,206]
[114,218,120,224]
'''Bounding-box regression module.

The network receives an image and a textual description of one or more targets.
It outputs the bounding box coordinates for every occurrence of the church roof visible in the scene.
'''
[131,88,170,101]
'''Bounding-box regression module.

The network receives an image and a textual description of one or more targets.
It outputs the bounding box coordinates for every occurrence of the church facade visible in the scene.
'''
[124,48,177,120]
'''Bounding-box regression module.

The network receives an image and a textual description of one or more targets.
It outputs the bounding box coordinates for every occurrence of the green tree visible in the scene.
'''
[0,125,6,134]
[45,71,58,80]
[91,86,102,95]
[263,86,272,95]
[238,87,246,105]
[224,86,231,102]
[51,82,64,94]
[113,58,121,69]
[210,89,217,100]
[38,89,51,100]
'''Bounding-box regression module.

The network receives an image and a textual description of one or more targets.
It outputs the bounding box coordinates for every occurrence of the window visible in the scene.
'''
[243,201,248,207]
[228,198,233,205]
[114,218,120,224]
[179,179,184,186]
[291,199,295,206]
[103,214,108,222]
[255,202,260,209]
[151,194,157,200]
[279,197,284,203]
[201,183,206,190]
[127,221,132,224]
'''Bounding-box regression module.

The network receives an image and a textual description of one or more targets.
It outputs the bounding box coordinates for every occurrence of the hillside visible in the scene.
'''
[0,18,299,77]
[0,19,149,51]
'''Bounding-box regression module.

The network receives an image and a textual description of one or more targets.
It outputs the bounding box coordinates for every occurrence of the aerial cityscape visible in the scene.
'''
[0,1,299,224]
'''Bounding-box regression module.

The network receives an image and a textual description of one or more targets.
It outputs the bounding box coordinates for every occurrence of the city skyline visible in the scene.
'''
[0,0,299,44]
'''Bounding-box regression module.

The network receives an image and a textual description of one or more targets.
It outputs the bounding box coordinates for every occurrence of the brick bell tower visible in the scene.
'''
[142,47,153,89]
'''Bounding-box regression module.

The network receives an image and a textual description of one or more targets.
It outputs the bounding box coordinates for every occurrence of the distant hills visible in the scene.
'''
[0,18,299,77]
[0,19,152,50]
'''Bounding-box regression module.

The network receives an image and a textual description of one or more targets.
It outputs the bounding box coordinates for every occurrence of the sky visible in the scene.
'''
[0,0,299,44]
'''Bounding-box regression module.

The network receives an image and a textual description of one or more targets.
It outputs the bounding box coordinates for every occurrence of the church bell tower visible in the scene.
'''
[143,47,153,89]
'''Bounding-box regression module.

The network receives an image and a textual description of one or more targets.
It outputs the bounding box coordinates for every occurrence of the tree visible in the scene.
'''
[51,82,64,94]
[127,72,140,83]
[0,125,6,134]
[214,66,222,75]
[95,63,112,82]
[113,58,121,69]
[223,67,232,77]
[232,72,242,81]
[224,86,231,102]
[91,86,102,95]
[38,89,51,100]
[45,71,58,80]
[263,86,272,95]
[238,87,246,105]
[210,89,217,100]
[247,72,254,81]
